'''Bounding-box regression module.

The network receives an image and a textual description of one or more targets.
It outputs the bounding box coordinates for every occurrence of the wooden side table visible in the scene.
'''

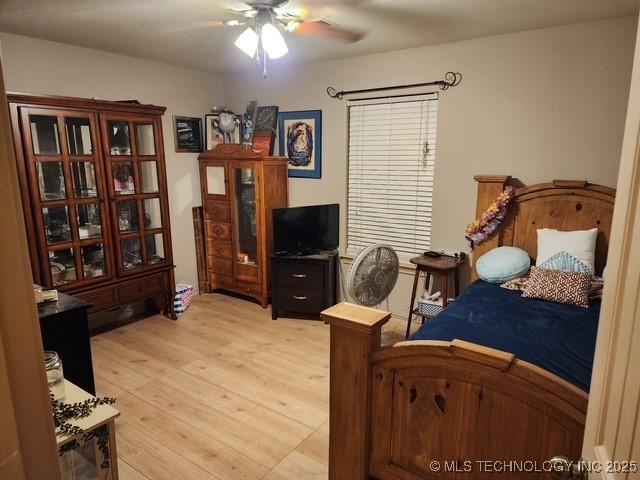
[57,380,120,480]
[405,255,465,339]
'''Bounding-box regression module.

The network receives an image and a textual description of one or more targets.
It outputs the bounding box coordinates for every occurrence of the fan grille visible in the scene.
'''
[348,245,399,306]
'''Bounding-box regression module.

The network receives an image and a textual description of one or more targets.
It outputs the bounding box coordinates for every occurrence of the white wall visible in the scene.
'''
[1,17,637,317]
[223,16,637,316]
[0,33,224,291]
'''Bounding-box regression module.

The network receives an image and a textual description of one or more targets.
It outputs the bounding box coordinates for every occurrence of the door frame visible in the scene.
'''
[0,60,61,479]
[583,15,640,478]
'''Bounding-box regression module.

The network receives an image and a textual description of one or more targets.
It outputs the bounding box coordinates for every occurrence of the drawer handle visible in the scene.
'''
[293,295,308,300]
[292,274,307,278]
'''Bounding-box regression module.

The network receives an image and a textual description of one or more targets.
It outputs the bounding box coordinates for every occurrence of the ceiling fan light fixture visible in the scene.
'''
[235,27,258,57]
[261,22,288,59]
[284,20,300,32]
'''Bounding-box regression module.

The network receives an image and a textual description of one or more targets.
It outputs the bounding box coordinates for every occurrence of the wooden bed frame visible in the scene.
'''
[322,176,616,480]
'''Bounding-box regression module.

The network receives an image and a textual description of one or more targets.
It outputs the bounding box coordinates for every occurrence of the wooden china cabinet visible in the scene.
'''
[199,144,288,307]
[8,93,176,318]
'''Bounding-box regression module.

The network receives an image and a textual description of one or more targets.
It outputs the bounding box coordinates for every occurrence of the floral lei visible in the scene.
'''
[465,186,516,248]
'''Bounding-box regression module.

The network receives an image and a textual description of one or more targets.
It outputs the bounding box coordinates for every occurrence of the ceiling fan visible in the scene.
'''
[173,0,366,77]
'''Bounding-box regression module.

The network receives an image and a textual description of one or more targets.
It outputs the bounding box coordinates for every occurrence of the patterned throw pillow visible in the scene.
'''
[501,273,604,301]
[522,266,591,308]
[538,250,594,274]
[500,275,530,291]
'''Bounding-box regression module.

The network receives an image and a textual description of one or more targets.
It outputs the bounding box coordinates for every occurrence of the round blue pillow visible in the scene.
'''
[476,246,530,283]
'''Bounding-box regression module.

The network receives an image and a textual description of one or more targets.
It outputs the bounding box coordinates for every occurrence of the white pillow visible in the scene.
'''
[536,228,597,273]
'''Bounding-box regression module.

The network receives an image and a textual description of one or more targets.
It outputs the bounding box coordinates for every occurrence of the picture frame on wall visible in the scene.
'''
[173,116,203,153]
[278,110,322,179]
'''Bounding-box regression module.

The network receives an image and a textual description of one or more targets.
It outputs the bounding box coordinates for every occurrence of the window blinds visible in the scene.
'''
[347,94,438,262]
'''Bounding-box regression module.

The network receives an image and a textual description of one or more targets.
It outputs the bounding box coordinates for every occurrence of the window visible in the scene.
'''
[347,94,438,263]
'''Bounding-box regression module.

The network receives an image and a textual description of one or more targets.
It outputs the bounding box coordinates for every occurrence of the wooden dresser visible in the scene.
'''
[8,94,176,318]
[199,144,288,307]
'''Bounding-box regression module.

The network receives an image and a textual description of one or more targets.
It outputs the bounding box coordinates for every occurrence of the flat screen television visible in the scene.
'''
[273,204,339,255]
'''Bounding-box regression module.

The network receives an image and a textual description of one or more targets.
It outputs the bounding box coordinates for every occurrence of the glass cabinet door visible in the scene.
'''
[232,165,259,268]
[102,114,168,274]
[206,165,227,197]
[21,108,111,288]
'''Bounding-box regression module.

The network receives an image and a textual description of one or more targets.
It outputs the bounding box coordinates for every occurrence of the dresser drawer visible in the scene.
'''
[207,239,232,258]
[74,286,117,313]
[117,273,166,303]
[210,273,234,290]
[206,222,231,240]
[235,279,263,298]
[274,262,324,289]
[274,287,325,313]
[208,256,233,276]
[205,201,231,223]
[235,262,259,283]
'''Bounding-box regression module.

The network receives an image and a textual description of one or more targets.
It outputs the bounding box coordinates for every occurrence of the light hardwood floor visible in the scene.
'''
[92,293,409,480]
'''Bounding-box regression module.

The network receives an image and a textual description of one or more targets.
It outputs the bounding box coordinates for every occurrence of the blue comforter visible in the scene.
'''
[410,280,600,392]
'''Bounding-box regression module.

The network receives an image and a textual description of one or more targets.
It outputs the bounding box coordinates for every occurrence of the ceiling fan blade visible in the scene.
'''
[157,20,229,33]
[295,19,366,43]
[299,0,368,6]
[229,7,258,17]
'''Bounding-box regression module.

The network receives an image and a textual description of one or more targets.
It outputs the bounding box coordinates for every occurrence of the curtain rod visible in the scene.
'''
[348,91,438,103]
[327,72,462,100]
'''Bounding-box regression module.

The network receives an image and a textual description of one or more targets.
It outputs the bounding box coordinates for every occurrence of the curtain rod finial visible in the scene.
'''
[327,86,343,99]
[441,72,462,90]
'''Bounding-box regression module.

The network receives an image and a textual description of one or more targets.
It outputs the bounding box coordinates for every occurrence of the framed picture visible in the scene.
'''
[255,106,279,132]
[204,114,224,150]
[252,132,275,156]
[205,113,243,149]
[278,110,322,179]
[173,116,203,153]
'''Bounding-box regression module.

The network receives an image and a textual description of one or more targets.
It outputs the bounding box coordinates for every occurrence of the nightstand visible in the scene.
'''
[271,250,338,319]
[405,254,465,339]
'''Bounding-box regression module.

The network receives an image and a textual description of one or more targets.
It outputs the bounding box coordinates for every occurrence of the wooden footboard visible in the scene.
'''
[322,303,588,480]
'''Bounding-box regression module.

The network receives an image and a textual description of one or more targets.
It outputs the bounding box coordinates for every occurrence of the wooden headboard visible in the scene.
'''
[471,175,616,278]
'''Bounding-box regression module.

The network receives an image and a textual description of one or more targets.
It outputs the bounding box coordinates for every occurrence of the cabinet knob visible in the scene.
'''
[292,273,307,278]
[293,295,308,300]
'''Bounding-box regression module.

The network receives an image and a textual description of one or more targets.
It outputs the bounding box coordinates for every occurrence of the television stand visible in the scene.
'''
[270,250,338,320]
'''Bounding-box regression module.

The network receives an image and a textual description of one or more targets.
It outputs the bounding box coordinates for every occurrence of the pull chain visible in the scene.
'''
[263,49,268,79]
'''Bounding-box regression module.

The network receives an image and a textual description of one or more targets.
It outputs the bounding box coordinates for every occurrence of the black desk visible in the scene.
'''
[38,292,95,395]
